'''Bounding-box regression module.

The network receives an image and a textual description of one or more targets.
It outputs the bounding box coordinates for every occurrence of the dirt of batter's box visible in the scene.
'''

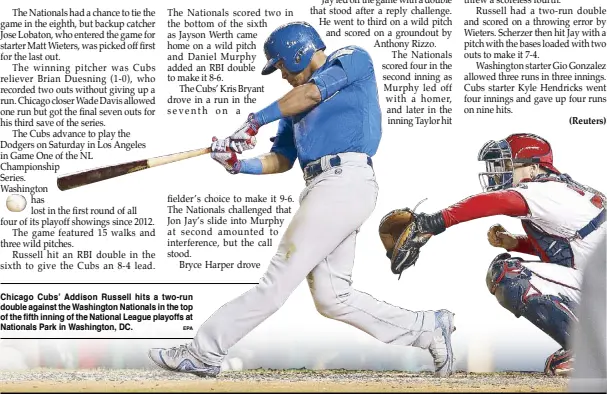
[0,369,569,392]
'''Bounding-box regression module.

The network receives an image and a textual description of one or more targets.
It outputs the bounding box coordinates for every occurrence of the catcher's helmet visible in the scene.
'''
[477,133,560,191]
[261,22,326,76]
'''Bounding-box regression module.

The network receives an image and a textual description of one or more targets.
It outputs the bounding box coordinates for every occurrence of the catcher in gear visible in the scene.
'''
[379,133,606,376]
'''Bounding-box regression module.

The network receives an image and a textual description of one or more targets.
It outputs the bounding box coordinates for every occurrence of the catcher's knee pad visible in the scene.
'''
[485,253,532,317]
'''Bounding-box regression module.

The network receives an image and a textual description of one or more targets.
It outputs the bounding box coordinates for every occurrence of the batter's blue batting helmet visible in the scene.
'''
[261,22,326,75]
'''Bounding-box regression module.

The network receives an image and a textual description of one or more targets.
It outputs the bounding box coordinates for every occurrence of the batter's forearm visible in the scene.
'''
[240,153,292,175]
[259,152,293,174]
[254,84,322,126]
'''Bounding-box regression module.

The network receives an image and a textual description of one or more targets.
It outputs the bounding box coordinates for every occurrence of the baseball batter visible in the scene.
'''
[149,22,455,377]
[383,133,606,376]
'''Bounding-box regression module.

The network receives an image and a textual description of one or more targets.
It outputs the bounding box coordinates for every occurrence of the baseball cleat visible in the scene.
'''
[429,309,456,377]
[544,348,574,376]
[148,344,220,378]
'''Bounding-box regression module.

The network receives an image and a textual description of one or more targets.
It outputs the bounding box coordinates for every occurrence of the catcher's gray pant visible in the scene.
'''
[190,153,436,366]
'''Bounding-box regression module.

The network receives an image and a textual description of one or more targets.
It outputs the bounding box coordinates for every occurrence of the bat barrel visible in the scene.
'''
[57,160,148,191]
[56,147,212,191]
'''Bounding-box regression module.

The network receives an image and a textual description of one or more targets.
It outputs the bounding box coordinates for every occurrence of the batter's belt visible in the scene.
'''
[303,153,373,182]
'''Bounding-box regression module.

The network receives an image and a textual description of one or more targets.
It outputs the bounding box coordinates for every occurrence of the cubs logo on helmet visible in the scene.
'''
[261,22,326,75]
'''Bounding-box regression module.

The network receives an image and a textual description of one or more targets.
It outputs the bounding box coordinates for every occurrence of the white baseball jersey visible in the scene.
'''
[514,177,606,287]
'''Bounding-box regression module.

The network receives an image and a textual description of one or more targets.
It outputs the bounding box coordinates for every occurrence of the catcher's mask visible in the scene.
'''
[478,139,514,191]
[477,133,559,192]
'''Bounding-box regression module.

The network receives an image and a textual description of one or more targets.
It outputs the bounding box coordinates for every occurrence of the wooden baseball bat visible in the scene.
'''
[57,147,212,191]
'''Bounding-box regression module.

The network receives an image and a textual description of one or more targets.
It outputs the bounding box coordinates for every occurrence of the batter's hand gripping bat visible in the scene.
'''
[57,147,212,191]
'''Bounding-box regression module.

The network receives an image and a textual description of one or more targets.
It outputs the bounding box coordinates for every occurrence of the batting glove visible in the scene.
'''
[227,113,261,152]
[211,136,257,155]
[210,137,241,174]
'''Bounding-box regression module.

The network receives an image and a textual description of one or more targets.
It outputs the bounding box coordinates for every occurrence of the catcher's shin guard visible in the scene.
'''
[521,295,576,349]
[485,254,576,349]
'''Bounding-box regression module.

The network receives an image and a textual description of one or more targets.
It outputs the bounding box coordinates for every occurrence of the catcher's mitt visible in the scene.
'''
[378,206,446,279]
